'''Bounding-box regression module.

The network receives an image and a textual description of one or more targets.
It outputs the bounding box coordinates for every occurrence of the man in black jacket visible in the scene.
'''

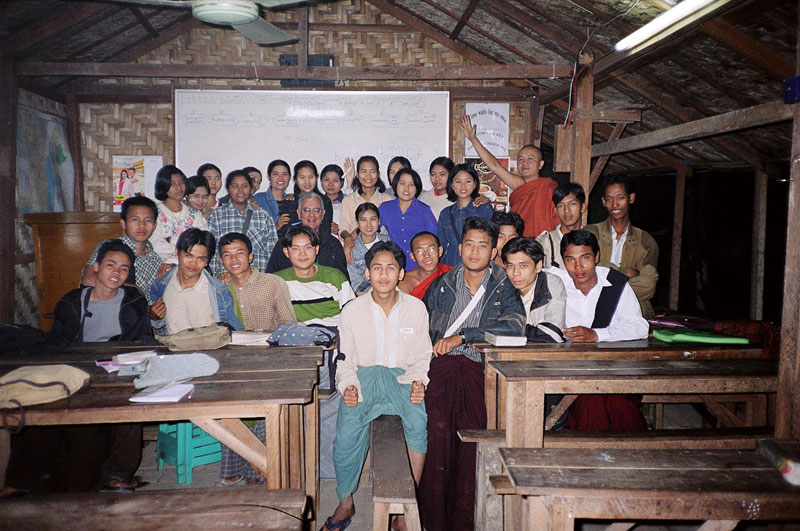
[52,239,151,343]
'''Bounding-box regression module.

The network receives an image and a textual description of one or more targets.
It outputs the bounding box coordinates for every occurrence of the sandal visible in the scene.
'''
[319,516,351,531]
[101,475,145,493]
[217,475,245,487]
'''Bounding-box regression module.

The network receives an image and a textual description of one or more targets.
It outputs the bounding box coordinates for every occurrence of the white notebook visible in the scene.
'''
[130,382,194,403]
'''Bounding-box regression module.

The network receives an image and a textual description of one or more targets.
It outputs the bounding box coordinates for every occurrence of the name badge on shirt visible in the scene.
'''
[400,328,414,333]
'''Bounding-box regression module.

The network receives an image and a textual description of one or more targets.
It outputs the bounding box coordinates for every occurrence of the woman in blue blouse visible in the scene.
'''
[378,168,437,271]
[438,163,494,265]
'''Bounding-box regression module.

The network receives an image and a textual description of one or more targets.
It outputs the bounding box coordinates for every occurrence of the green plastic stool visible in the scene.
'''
[156,422,221,485]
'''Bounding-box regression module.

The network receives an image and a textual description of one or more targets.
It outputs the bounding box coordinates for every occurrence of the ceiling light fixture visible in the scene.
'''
[615,0,720,52]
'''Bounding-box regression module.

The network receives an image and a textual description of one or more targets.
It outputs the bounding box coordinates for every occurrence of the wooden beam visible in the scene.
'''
[16,62,574,80]
[750,168,768,320]
[669,166,689,310]
[65,96,84,212]
[449,0,480,40]
[775,0,800,440]
[589,122,627,191]
[592,101,793,157]
[129,6,160,38]
[114,15,198,63]
[1,2,110,56]
[526,91,543,148]
[0,54,17,322]
[571,54,594,228]
[575,109,641,123]
[297,6,308,77]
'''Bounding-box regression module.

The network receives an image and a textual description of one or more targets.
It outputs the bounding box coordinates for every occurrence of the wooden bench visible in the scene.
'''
[371,415,422,531]
[499,447,800,530]
[460,426,773,531]
[489,359,777,448]
[0,487,307,530]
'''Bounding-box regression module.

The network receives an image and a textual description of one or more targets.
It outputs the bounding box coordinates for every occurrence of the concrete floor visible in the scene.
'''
[135,404,767,531]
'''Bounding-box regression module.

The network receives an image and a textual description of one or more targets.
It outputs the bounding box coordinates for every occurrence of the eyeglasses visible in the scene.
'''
[301,207,323,214]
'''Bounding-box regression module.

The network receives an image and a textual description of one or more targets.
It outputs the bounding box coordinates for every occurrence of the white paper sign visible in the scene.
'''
[464,103,510,158]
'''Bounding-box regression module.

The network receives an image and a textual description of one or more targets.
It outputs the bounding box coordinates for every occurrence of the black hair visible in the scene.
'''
[175,228,217,262]
[185,175,210,196]
[281,225,320,249]
[242,166,261,176]
[267,159,291,177]
[491,211,525,238]
[601,174,635,196]
[429,156,454,175]
[355,201,380,221]
[219,232,253,254]
[462,216,499,248]
[391,168,423,198]
[197,163,221,177]
[120,196,157,221]
[154,165,186,201]
[560,229,600,258]
[365,240,406,271]
[552,182,586,206]
[410,230,441,250]
[446,163,481,202]
[292,160,319,196]
[96,239,135,268]
[501,237,544,265]
[353,155,387,194]
[120,169,129,178]
[320,164,344,182]
[386,155,412,184]
[225,169,252,191]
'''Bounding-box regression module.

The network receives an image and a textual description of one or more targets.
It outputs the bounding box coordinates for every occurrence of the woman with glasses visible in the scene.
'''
[150,165,208,264]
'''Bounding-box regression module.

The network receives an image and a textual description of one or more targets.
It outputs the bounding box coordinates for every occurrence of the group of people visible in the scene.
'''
[27,116,660,530]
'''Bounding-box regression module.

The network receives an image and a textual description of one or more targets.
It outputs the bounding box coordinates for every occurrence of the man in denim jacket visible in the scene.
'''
[419,217,525,531]
[149,228,242,335]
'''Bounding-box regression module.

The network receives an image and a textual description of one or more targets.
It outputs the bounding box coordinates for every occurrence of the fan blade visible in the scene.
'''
[232,17,296,46]
[100,0,193,7]
[253,1,313,9]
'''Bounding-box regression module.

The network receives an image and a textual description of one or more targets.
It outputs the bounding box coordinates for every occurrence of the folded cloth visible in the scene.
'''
[132,353,219,389]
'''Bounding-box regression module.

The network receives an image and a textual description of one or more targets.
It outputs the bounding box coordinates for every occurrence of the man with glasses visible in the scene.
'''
[266,192,349,279]
[398,231,452,299]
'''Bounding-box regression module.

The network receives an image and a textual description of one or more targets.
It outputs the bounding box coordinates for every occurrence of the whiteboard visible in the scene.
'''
[174,89,450,194]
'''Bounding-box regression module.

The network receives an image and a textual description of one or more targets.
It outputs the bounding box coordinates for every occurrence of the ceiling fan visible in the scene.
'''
[104,0,317,46]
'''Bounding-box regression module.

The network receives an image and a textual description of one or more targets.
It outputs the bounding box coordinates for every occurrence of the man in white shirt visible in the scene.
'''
[321,241,431,531]
[550,229,648,342]
[549,229,649,431]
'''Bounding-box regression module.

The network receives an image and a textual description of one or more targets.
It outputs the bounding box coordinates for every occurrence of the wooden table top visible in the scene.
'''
[500,447,800,497]
[0,345,323,425]
[473,337,764,360]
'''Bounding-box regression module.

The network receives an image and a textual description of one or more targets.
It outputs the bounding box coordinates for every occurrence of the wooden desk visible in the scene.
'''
[0,345,321,515]
[475,339,765,429]
[489,359,777,448]
[500,447,800,530]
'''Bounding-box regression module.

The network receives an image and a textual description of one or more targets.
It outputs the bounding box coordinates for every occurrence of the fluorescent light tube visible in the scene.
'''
[615,0,716,52]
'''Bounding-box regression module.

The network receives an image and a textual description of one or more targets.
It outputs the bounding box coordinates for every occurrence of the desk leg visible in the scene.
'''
[486,366,498,430]
[265,404,282,489]
[288,404,302,489]
[522,496,547,531]
[547,498,575,531]
[304,385,319,522]
[0,428,9,488]
[505,381,546,448]
[498,377,507,430]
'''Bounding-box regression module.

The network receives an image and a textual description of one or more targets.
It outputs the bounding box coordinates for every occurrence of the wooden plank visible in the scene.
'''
[129,6,160,38]
[474,431,504,531]
[696,521,740,531]
[0,488,307,530]
[65,95,84,211]
[670,166,689,310]
[297,6,309,77]
[544,395,577,430]
[589,122,627,192]
[575,109,641,123]
[192,418,268,479]
[604,524,636,531]
[16,62,575,80]
[449,0,480,39]
[571,54,594,222]
[0,52,17,322]
[592,101,794,158]
[371,415,416,503]
[750,168,768,320]
[544,427,772,449]
[700,395,746,427]
[1,3,110,56]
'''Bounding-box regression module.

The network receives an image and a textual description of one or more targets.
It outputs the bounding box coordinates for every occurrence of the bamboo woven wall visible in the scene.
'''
[79,0,528,211]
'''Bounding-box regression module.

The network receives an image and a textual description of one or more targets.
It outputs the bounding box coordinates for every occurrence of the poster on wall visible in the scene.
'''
[464,103,510,158]
[110,156,162,212]
[467,157,510,211]
[16,105,75,213]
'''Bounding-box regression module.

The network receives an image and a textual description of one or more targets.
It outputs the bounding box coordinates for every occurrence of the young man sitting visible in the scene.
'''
[491,210,525,269]
[419,217,526,531]
[398,231,452,299]
[551,229,649,431]
[81,196,166,304]
[322,241,432,531]
[149,228,243,335]
[9,240,150,494]
[585,175,659,318]
[537,182,587,269]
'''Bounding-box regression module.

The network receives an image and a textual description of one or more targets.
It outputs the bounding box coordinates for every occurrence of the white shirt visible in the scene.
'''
[550,266,648,342]
[419,189,453,220]
[610,223,629,266]
[163,272,215,334]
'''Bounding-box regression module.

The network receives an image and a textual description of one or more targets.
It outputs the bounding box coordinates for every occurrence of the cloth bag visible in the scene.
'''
[156,323,231,352]
[0,364,89,408]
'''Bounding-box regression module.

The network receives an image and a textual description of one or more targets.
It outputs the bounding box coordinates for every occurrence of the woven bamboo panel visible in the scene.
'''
[80,103,173,212]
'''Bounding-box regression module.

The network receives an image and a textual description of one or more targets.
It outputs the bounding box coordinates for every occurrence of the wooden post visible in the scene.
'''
[750,168,767,320]
[669,166,689,311]
[775,0,800,440]
[571,53,593,227]
[297,7,309,77]
[525,88,543,148]
[65,95,84,211]
[0,54,18,322]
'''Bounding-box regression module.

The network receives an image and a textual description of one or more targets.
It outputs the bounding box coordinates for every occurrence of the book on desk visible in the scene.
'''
[484,332,527,347]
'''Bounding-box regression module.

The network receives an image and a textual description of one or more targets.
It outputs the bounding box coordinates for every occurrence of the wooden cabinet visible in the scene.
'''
[24,212,122,331]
